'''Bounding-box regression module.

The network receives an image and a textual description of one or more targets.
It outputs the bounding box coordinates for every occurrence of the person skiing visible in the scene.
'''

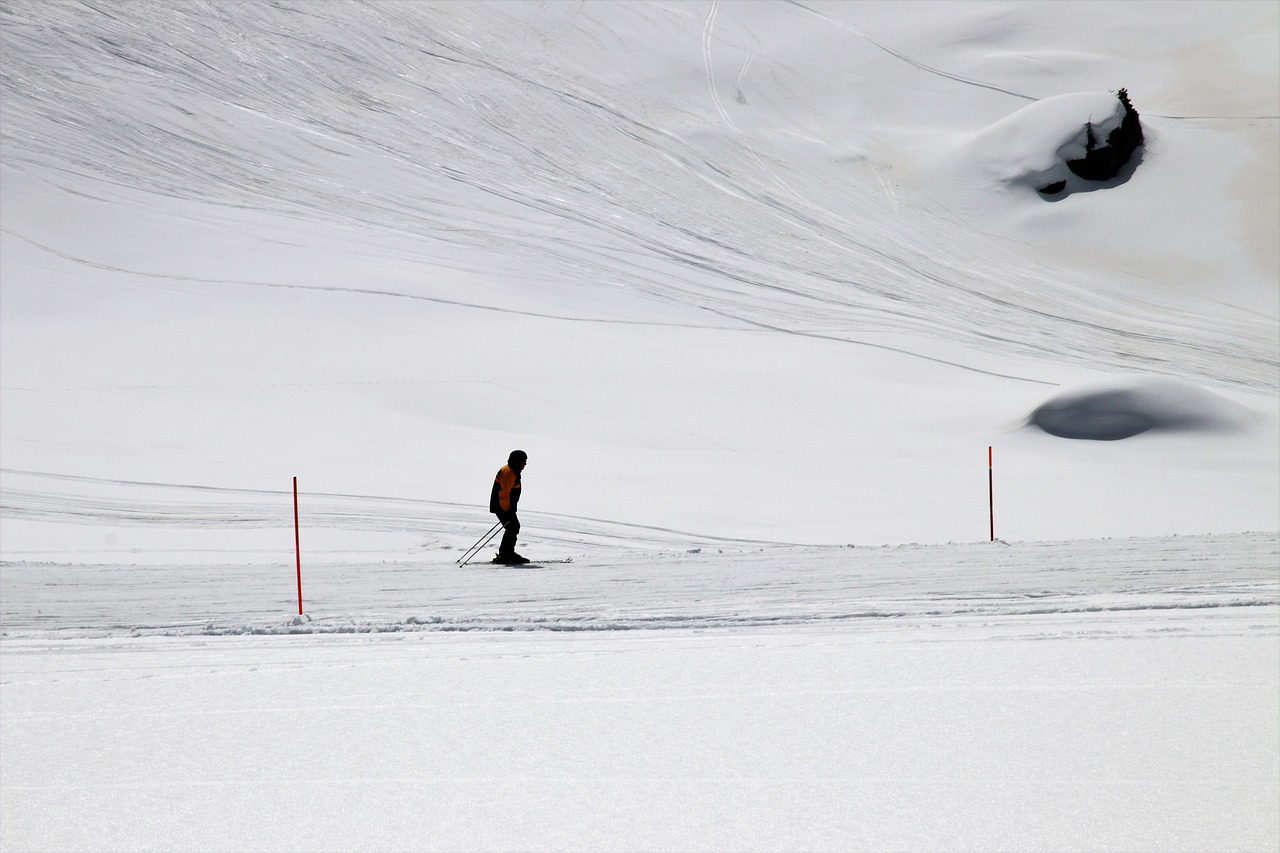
[489,450,528,564]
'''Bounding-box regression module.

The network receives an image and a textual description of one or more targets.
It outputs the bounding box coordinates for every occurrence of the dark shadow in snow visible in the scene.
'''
[1027,378,1248,440]
[1037,145,1144,201]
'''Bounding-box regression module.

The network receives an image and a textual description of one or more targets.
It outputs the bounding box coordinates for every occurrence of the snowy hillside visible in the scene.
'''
[1,2,1277,851]
[2,0,1277,550]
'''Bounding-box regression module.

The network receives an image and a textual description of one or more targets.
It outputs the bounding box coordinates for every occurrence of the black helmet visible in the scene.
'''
[508,450,528,464]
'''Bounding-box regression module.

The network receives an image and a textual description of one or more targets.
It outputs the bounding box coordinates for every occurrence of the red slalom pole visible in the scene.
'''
[293,476,303,615]
[987,446,995,542]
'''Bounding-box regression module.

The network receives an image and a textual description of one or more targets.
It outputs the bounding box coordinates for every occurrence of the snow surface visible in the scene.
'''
[1,1,1278,850]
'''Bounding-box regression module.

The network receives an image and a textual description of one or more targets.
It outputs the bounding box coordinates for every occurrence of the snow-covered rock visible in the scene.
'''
[941,90,1143,197]
[1027,376,1248,440]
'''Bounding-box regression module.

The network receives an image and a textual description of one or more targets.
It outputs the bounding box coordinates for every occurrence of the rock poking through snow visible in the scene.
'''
[937,90,1144,199]
[1063,88,1144,184]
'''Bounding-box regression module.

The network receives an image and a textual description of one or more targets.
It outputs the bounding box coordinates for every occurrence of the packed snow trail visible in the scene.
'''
[2,533,1275,639]
[2,543,1277,852]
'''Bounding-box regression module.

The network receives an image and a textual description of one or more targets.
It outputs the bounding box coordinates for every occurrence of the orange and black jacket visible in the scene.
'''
[490,465,521,514]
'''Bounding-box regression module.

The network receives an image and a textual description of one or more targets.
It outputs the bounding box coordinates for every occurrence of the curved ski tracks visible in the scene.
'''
[2,1,1274,390]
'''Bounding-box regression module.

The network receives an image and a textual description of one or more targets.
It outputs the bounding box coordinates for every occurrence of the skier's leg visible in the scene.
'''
[498,511,520,556]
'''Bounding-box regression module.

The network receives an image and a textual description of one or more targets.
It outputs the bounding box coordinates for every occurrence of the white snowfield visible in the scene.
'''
[1,1,1278,851]
[2,532,1277,852]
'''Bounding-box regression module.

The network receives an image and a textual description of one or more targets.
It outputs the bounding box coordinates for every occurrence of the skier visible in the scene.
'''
[490,450,528,564]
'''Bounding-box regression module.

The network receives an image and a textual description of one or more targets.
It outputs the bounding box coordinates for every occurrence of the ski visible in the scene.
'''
[487,556,573,566]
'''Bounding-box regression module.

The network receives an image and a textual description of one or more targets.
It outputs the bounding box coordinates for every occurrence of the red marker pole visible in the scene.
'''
[293,476,304,615]
[987,447,995,542]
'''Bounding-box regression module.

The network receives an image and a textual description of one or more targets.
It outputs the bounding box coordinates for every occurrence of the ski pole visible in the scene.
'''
[456,521,501,564]
[459,522,504,566]
[457,520,504,565]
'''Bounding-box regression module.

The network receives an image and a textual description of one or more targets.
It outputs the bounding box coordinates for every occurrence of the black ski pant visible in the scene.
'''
[494,510,520,556]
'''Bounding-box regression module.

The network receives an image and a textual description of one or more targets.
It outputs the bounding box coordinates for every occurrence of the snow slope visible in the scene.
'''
[2,0,1277,547]
[1,1,1278,851]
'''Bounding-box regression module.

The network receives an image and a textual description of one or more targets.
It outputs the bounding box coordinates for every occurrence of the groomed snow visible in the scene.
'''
[3,534,1278,852]
[2,1,1278,850]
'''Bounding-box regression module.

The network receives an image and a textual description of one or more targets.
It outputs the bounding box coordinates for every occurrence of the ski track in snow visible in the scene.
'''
[0,467,775,551]
[2,532,1275,640]
[1,1,1274,390]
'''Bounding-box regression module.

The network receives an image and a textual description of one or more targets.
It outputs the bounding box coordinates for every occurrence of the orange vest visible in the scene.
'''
[490,464,521,512]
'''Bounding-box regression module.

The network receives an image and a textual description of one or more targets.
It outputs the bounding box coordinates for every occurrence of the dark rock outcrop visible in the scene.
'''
[1066,89,1144,182]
